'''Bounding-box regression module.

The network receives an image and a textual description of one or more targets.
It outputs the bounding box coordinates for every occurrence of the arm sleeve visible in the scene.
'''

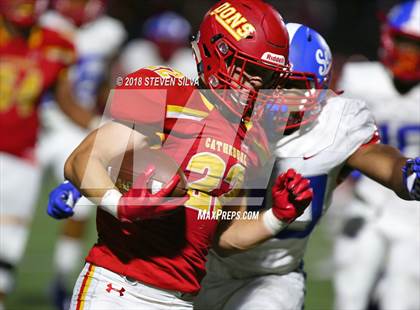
[39,28,76,67]
[339,99,379,158]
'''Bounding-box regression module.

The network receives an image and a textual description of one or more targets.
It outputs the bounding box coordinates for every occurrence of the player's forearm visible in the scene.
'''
[64,127,120,204]
[390,157,412,200]
[214,210,283,256]
[348,144,411,200]
[64,142,117,204]
[55,71,100,129]
[58,97,99,130]
[65,122,150,205]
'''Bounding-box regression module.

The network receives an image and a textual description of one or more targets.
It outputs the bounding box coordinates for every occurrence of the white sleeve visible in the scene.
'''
[118,40,161,75]
[77,16,127,57]
[335,98,378,158]
[39,10,75,34]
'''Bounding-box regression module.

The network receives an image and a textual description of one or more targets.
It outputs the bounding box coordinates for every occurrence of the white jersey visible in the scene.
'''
[208,96,377,277]
[119,39,197,80]
[40,11,126,108]
[339,61,420,223]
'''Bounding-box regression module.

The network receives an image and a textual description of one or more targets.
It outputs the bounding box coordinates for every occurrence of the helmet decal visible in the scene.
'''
[210,2,255,41]
[315,48,332,77]
[261,52,286,66]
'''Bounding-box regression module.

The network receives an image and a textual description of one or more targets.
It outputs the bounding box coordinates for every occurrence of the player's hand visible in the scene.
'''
[47,180,81,219]
[271,169,313,223]
[117,166,188,221]
[403,157,420,200]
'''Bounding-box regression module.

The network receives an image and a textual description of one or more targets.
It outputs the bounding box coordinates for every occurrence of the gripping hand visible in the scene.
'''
[271,169,313,223]
[117,166,188,221]
[403,157,420,200]
[47,181,81,219]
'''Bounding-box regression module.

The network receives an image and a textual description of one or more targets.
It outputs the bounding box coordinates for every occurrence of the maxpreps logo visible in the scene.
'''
[210,2,256,41]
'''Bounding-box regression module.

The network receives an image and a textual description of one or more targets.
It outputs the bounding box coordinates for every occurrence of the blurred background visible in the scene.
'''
[106,0,403,85]
[4,0,412,309]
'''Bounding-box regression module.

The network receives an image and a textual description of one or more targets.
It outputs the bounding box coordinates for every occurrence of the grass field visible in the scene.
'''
[5,172,334,310]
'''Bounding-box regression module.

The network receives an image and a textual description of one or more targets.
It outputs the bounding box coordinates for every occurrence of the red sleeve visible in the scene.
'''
[35,27,76,67]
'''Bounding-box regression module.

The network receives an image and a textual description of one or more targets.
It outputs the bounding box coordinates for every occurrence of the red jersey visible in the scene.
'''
[85,66,269,294]
[0,20,75,157]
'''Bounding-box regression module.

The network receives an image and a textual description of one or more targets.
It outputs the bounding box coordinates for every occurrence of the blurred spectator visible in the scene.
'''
[0,0,99,308]
[117,10,197,79]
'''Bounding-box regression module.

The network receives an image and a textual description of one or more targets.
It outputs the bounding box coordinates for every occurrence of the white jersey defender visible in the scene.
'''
[195,95,378,309]
[333,61,420,310]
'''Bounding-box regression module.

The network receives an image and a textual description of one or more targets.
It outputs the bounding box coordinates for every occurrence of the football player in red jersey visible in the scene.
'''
[50,1,313,308]
[0,0,100,307]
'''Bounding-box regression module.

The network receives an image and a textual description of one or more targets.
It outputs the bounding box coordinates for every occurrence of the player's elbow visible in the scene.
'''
[64,152,78,184]
[212,243,236,257]
[213,236,251,257]
[64,147,88,185]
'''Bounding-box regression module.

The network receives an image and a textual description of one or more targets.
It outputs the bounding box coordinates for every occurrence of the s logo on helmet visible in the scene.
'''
[315,48,332,76]
[210,2,256,41]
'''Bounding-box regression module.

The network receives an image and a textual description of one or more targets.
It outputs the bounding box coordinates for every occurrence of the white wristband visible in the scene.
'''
[100,189,122,218]
[407,172,416,192]
[263,209,289,235]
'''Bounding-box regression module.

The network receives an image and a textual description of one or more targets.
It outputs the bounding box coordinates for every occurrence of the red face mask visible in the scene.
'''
[381,27,420,82]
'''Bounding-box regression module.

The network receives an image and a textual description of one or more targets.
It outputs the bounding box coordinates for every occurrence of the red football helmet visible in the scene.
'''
[192,0,290,120]
[380,1,420,82]
[52,0,106,26]
[0,0,48,27]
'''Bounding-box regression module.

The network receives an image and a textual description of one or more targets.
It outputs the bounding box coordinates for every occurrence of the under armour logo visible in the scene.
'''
[106,283,125,296]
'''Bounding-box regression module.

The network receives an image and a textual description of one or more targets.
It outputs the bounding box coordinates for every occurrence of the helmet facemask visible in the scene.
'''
[195,35,290,121]
[264,71,325,135]
[381,27,420,82]
[380,1,420,83]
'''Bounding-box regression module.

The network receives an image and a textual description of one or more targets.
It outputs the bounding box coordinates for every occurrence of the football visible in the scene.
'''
[108,148,187,197]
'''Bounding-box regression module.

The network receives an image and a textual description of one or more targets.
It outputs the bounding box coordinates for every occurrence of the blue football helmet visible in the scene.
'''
[287,23,332,90]
[142,11,192,61]
[380,0,420,82]
[263,22,332,137]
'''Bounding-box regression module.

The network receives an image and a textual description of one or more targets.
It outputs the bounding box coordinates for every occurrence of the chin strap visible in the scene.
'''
[191,34,204,76]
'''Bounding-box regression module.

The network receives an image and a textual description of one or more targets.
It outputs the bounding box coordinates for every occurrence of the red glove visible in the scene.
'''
[271,168,313,223]
[117,166,188,221]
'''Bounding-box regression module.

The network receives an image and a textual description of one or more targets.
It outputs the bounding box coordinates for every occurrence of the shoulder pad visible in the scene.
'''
[110,66,204,126]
